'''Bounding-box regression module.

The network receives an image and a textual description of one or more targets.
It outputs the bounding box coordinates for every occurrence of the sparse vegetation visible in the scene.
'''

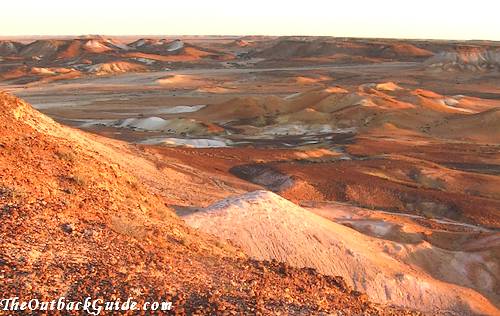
[55,149,76,162]
[67,174,87,186]
[0,185,27,201]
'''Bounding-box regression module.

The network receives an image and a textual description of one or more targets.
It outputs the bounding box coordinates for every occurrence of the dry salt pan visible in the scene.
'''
[140,137,229,148]
[154,105,206,114]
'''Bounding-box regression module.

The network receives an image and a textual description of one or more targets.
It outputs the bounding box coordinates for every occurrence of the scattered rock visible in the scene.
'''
[61,223,74,234]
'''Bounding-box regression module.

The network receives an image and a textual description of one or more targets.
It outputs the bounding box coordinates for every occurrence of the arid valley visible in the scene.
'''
[1,35,499,315]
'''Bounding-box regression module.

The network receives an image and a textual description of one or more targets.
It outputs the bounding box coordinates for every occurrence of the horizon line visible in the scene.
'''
[1,34,499,43]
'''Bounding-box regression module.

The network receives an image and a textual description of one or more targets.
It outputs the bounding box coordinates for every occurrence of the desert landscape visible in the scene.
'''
[0,34,499,315]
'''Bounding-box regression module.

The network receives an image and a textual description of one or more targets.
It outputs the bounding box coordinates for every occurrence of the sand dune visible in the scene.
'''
[375,81,404,91]
[196,96,285,121]
[194,84,494,141]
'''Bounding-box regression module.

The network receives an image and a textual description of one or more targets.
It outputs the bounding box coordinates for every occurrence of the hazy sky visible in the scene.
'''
[1,0,499,40]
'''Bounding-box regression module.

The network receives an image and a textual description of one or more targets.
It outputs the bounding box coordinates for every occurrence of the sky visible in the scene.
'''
[1,0,499,40]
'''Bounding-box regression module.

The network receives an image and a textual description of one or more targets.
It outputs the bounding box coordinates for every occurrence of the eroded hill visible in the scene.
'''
[0,92,415,314]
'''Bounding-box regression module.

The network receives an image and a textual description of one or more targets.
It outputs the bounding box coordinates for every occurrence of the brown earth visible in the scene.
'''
[1,35,499,315]
[145,143,500,229]
[0,92,420,314]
